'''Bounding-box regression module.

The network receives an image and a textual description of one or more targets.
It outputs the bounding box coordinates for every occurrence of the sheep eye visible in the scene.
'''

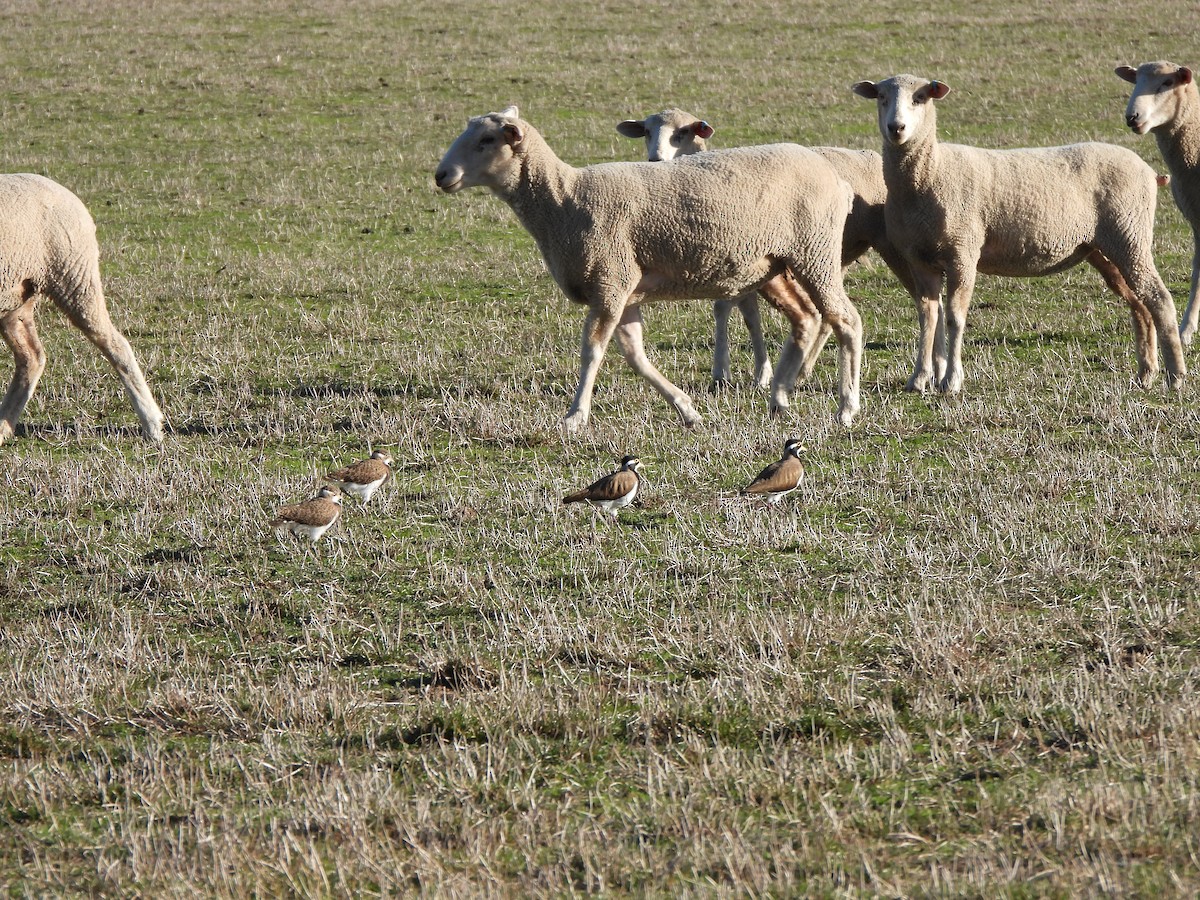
[1159,79,1173,92]
[479,135,496,146]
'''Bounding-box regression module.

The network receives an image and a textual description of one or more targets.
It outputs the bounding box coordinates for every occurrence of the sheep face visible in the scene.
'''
[852,75,950,147]
[1117,61,1194,135]
[616,108,713,162]
[435,105,523,194]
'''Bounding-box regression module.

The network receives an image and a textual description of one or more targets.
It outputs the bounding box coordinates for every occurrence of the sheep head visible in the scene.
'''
[853,75,950,148]
[1117,61,1195,135]
[616,108,714,161]
[435,105,526,194]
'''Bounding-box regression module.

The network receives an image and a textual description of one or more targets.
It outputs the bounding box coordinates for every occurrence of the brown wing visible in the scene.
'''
[328,458,390,485]
[271,498,341,527]
[563,469,638,504]
[742,455,804,496]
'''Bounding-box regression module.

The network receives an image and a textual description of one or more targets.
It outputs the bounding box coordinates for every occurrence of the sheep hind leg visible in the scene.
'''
[1086,249,1164,389]
[0,297,47,444]
[757,275,824,417]
[614,304,701,427]
[50,278,165,442]
[788,271,863,428]
[764,275,831,391]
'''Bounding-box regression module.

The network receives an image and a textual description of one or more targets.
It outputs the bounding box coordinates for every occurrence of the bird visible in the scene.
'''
[741,438,805,505]
[270,485,343,542]
[326,450,393,503]
[562,455,643,520]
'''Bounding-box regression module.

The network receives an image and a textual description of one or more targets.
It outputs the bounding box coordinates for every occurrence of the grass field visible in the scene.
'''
[2,0,1200,894]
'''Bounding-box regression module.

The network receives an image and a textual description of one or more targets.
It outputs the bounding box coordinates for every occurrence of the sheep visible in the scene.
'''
[0,174,164,445]
[616,109,772,389]
[1116,61,1200,346]
[852,74,1186,395]
[619,108,922,396]
[434,106,864,430]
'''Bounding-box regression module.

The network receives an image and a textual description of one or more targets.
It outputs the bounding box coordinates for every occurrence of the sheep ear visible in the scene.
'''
[1179,67,1194,86]
[616,120,648,139]
[927,80,950,100]
[851,81,880,100]
[1115,65,1139,84]
[693,121,714,139]
[502,122,524,147]
[498,105,520,119]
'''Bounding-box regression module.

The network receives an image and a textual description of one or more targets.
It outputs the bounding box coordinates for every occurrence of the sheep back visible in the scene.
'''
[529,144,849,304]
[0,173,100,311]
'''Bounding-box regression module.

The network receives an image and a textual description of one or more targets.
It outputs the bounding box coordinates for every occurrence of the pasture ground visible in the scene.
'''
[2,0,1199,894]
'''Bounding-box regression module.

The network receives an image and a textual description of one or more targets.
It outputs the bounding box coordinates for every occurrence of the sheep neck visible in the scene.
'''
[1154,86,1200,174]
[883,128,942,197]
[496,129,576,232]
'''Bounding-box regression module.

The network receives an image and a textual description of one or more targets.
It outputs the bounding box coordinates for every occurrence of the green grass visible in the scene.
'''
[2,0,1200,895]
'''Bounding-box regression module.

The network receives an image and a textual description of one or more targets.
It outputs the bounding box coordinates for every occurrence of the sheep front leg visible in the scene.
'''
[615,304,702,427]
[906,268,944,393]
[1180,241,1200,347]
[563,306,620,434]
[938,265,976,394]
[711,299,734,388]
[736,293,773,389]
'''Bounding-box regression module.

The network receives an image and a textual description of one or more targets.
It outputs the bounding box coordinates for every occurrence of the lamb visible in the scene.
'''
[852,74,1186,395]
[435,106,864,430]
[1116,61,1200,346]
[616,109,772,389]
[0,174,164,445]
[619,108,921,395]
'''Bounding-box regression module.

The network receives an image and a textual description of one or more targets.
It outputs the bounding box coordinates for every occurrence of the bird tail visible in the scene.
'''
[562,491,587,504]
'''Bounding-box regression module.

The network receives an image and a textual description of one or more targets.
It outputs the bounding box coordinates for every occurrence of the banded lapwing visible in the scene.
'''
[327,450,393,503]
[741,439,805,505]
[270,485,343,542]
[563,454,643,520]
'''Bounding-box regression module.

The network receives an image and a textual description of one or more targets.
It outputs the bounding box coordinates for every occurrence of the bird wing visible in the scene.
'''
[272,498,340,526]
[328,459,390,485]
[742,456,804,495]
[563,469,638,503]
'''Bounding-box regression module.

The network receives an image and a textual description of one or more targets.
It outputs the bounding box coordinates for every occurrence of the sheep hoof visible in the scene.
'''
[938,374,964,394]
[1180,327,1195,348]
[754,366,774,390]
[837,404,859,428]
[560,413,588,435]
[904,376,929,393]
[709,378,729,394]
[677,404,703,428]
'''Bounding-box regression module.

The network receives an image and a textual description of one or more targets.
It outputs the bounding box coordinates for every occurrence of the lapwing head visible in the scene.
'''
[782,438,805,458]
[318,485,343,504]
[620,455,643,472]
[370,450,394,466]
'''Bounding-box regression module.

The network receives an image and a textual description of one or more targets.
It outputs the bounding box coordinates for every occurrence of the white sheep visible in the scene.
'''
[1116,61,1200,346]
[0,174,164,445]
[619,109,922,395]
[435,106,864,430]
[616,109,772,389]
[852,75,1186,394]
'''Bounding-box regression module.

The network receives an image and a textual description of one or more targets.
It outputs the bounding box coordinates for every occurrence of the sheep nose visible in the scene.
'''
[648,155,663,163]
[434,168,448,186]
[1126,113,1140,129]
[887,122,906,139]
